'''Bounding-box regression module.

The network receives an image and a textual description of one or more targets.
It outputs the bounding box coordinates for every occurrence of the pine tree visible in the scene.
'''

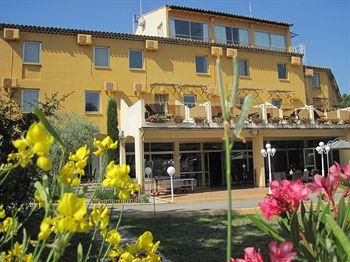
[107,98,119,163]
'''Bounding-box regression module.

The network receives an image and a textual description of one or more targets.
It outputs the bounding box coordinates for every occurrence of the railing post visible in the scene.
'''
[206,101,213,123]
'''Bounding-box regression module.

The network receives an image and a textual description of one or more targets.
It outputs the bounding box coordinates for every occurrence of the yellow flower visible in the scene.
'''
[136,231,160,253]
[8,122,54,171]
[89,205,110,231]
[34,190,45,208]
[1,242,32,261]
[0,205,5,219]
[0,217,15,234]
[59,161,76,184]
[69,145,90,176]
[55,193,90,233]
[106,229,121,248]
[93,136,118,156]
[38,217,55,240]
[120,252,135,261]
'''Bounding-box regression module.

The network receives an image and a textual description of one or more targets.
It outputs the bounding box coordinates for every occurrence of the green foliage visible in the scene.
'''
[107,99,119,163]
[95,188,118,200]
[0,91,71,211]
[340,93,350,108]
[250,197,350,261]
[49,112,99,174]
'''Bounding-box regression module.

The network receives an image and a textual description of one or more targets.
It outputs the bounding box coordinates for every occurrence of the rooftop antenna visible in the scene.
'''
[248,0,252,17]
[139,0,143,17]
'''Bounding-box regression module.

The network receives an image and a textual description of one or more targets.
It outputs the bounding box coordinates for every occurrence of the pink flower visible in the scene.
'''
[259,179,310,220]
[339,163,350,180]
[306,163,341,202]
[231,247,263,262]
[269,241,297,262]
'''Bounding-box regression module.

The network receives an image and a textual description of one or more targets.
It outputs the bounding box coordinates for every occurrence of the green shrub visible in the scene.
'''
[107,99,119,163]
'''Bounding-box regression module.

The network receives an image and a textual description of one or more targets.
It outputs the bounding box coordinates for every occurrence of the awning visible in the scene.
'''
[328,139,350,149]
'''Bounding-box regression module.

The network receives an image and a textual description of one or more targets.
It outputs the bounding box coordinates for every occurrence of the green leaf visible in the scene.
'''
[249,215,285,241]
[326,214,350,258]
[34,107,66,148]
[77,242,83,262]
[234,95,253,138]
[34,181,48,204]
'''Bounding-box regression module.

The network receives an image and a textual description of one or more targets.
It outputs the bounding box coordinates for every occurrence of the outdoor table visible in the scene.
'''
[154,177,196,193]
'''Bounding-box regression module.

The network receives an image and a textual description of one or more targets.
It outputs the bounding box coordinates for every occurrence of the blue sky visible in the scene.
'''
[2,0,349,94]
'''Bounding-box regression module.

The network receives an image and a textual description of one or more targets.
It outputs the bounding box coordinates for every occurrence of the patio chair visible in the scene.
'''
[292,171,302,181]
[279,172,287,180]
[272,172,281,182]
[301,170,312,183]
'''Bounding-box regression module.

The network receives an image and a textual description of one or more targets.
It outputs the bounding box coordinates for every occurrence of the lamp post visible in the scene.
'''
[167,166,175,203]
[261,143,276,193]
[316,141,331,176]
[145,166,156,216]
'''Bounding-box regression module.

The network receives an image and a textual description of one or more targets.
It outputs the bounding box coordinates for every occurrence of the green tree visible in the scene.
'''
[107,98,119,163]
[49,112,99,177]
[0,91,71,211]
[340,93,350,108]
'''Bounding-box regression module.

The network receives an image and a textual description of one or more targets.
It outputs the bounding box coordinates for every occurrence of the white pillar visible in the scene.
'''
[174,142,180,178]
[309,105,315,124]
[278,109,283,119]
[206,101,213,123]
[261,105,267,125]
[336,109,341,120]
[324,110,328,120]
[119,140,126,164]
[135,129,144,187]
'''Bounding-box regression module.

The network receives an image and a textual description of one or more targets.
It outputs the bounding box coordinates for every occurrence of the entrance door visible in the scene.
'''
[205,152,223,187]
[303,148,316,170]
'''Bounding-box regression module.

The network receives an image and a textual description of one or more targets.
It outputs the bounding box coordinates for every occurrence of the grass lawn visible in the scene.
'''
[122,214,279,262]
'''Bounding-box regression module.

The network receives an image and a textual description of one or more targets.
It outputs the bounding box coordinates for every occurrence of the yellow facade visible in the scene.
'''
[0,5,348,188]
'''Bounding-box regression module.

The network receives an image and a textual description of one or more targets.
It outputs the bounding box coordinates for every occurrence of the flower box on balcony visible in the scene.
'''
[147,114,167,123]
[213,116,224,125]
[194,116,206,125]
[329,119,339,125]
[171,115,184,124]
[300,117,312,126]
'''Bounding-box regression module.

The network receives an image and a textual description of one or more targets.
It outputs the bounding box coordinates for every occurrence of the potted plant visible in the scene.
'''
[253,117,263,125]
[213,116,224,125]
[268,117,280,126]
[343,119,350,125]
[286,117,296,126]
[147,114,167,123]
[300,117,311,126]
[171,115,184,124]
[316,118,327,125]
[194,116,206,125]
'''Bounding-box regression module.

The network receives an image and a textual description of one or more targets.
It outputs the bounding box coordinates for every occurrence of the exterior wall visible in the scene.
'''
[135,7,167,37]
[0,29,307,134]
[305,69,341,109]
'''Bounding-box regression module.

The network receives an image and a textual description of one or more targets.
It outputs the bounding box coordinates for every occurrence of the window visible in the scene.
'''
[277,63,287,79]
[129,50,143,69]
[183,95,196,108]
[195,56,208,74]
[23,42,41,64]
[312,74,320,88]
[272,99,282,108]
[214,26,249,46]
[254,32,286,50]
[22,89,39,112]
[94,47,109,68]
[239,59,249,77]
[170,19,209,41]
[85,91,100,112]
[239,98,245,106]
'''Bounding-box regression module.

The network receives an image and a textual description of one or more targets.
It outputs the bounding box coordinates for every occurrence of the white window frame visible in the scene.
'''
[84,91,101,113]
[254,31,286,50]
[239,59,250,77]
[128,49,144,70]
[21,89,40,113]
[170,18,209,41]
[23,42,41,65]
[312,73,320,88]
[93,47,110,68]
[214,24,250,46]
[195,55,208,74]
[277,63,288,80]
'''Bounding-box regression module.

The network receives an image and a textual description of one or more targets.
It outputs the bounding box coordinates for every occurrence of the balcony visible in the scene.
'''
[143,101,350,129]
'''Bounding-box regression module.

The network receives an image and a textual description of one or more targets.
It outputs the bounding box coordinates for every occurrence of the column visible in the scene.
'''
[119,140,126,164]
[135,129,144,187]
[261,105,267,125]
[252,135,266,187]
[340,132,350,165]
[309,105,315,124]
[200,143,206,187]
[206,101,213,123]
[174,142,180,178]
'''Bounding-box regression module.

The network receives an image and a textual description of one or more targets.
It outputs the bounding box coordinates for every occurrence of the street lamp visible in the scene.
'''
[316,141,331,176]
[261,143,276,193]
[167,166,175,203]
[145,166,156,216]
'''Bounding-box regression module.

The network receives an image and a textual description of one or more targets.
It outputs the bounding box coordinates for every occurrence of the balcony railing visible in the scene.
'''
[143,101,350,129]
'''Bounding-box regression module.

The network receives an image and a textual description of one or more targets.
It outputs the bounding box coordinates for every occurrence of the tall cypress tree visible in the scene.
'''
[107,98,119,163]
